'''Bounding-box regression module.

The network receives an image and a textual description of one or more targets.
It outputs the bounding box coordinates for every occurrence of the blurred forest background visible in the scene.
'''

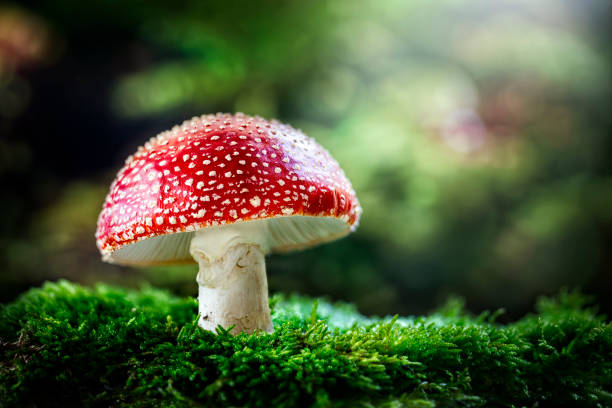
[1,0,610,319]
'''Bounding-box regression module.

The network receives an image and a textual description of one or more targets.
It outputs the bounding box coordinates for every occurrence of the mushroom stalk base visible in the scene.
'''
[190,227,273,334]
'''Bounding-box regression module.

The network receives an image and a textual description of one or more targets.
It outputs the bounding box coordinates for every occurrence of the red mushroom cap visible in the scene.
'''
[96,113,361,265]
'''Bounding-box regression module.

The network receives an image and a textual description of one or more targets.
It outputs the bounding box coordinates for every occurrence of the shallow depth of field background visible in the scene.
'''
[1,0,610,319]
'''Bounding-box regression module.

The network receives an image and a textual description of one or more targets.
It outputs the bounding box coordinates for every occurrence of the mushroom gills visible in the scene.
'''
[110,215,350,265]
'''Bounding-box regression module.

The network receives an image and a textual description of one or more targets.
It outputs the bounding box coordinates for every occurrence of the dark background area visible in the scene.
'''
[1,0,610,320]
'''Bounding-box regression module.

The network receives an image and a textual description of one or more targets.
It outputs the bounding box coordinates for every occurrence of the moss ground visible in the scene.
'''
[1,281,611,407]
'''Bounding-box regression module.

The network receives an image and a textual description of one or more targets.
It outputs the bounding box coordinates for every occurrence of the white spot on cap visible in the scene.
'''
[282,208,294,215]
[136,226,145,234]
[225,154,231,161]
[225,171,232,177]
[182,154,190,161]
[249,196,261,207]
[156,216,164,225]
[145,217,153,226]
[209,171,216,176]
[196,181,204,189]
[185,179,193,186]
[169,216,177,224]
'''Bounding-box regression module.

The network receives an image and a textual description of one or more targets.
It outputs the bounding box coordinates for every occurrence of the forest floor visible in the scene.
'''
[1,281,611,407]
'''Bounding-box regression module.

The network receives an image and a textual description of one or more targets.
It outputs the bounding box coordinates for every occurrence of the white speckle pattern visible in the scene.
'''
[96,113,361,260]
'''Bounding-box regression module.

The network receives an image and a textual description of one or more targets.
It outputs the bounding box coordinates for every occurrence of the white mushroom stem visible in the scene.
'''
[189,223,273,334]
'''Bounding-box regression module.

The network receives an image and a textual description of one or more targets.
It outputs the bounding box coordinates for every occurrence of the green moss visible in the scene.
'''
[1,282,610,407]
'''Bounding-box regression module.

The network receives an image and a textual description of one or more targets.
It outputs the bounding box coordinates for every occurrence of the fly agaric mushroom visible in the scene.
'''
[96,113,361,334]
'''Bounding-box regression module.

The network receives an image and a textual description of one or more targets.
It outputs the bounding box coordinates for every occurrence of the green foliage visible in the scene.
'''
[4,0,612,322]
[1,282,611,407]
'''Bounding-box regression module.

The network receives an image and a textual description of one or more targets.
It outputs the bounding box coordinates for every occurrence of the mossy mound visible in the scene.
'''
[1,281,611,407]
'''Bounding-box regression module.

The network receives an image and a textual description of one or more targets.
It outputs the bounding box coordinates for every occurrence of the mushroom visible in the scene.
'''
[96,113,361,334]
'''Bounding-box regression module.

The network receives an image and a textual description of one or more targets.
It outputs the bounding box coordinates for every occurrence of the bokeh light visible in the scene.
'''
[1,0,610,318]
